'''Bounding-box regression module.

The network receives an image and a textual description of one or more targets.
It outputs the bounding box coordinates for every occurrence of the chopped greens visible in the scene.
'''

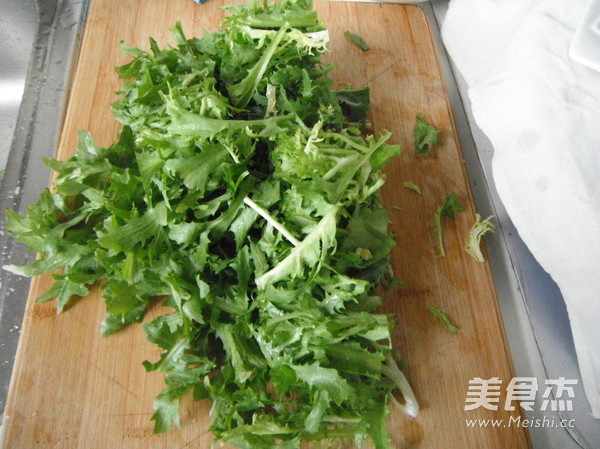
[344,30,370,51]
[433,193,461,257]
[414,113,440,155]
[427,305,459,334]
[334,87,371,125]
[465,214,495,262]
[403,181,421,195]
[4,1,419,448]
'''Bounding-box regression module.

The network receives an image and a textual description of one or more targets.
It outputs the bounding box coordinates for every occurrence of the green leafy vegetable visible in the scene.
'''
[3,1,418,448]
[228,25,288,108]
[465,214,495,262]
[334,87,371,124]
[414,113,440,155]
[403,181,421,195]
[427,305,459,334]
[440,193,461,218]
[344,30,370,51]
[433,193,461,257]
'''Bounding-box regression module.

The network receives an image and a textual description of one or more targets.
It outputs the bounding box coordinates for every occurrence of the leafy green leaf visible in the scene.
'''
[414,113,440,155]
[97,203,167,254]
[228,25,288,108]
[433,193,461,257]
[292,362,354,404]
[334,87,370,124]
[344,30,370,51]
[427,305,459,334]
[440,193,461,218]
[255,206,339,289]
[36,276,90,313]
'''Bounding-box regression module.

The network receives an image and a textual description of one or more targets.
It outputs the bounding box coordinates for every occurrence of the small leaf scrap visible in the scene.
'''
[427,305,459,334]
[414,113,440,155]
[344,30,370,51]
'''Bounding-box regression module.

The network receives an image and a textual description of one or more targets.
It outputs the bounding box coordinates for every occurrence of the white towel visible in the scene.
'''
[442,0,600,419]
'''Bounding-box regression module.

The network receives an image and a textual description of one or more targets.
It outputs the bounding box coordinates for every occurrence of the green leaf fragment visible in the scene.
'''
[228,25,288,108]
[36,276,90,313]
[97,203,167,254]
[151,389,183,434]
[293,362,354,404]
[255,206,338,289]
[414,113,440,155]
[441,193,461,218]
[403,181,421,195]
[465,214,495,262]
[334,87,370,124]
[433,193,461,257]
[427,305,459,334]
[344,30,370,51]
[362,401,391,449]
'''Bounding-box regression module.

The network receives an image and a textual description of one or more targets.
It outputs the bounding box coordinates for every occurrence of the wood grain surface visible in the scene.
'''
[1,0,531,448]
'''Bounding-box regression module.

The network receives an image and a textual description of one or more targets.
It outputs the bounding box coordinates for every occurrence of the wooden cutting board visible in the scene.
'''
[1,1,532,448]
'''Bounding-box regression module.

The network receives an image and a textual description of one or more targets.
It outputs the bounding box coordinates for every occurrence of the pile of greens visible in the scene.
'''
[5,0,419,447]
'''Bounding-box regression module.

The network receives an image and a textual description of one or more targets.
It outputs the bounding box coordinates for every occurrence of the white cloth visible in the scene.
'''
[442,0,600,418]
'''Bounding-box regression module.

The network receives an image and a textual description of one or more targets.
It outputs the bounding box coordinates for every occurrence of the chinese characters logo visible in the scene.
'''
[465,377,578,412]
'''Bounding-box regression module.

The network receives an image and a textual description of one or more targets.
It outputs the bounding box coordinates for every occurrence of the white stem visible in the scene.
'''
[224,144,300,247]
[322,415,361,424]
[322,154,359,181]
[242,196,300,246]
[381,355,419,418]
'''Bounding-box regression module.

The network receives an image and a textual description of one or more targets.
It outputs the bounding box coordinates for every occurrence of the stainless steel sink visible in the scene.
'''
[0,0,89,426]
[0,0,36,172]
[0,0,598,447]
